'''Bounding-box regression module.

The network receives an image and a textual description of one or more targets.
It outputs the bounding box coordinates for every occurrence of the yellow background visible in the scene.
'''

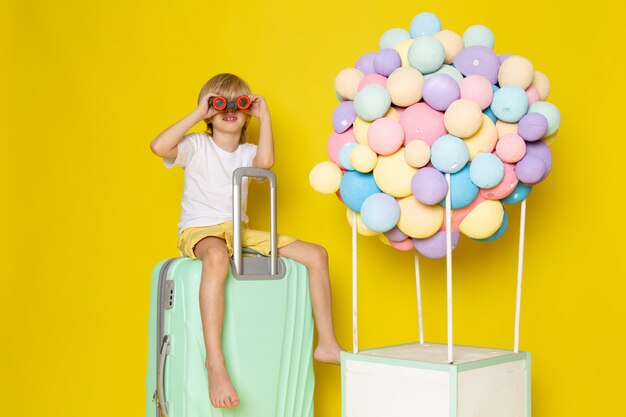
[1,0,623,415]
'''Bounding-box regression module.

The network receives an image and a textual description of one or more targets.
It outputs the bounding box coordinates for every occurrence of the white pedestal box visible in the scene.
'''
[341,343,531,417]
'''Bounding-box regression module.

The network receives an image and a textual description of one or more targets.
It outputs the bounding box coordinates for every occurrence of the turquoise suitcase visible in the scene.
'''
[146,168,315,417]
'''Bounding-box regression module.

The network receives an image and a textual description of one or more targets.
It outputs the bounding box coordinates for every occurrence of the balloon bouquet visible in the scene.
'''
[310,12,559,260]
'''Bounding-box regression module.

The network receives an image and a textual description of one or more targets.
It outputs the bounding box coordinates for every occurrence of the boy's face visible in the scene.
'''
[209,106,249,137]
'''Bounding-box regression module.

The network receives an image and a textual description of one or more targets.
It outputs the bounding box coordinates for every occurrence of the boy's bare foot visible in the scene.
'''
[206,362,240,408]
[314,341,344,365]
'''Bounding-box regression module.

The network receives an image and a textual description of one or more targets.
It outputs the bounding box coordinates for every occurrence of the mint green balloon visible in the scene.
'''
[408,36,445,74]
[528,101,561,136]
[353,84,391,122]
[425,64,464,82]
[380,28,411,49]
[462,24,495,48]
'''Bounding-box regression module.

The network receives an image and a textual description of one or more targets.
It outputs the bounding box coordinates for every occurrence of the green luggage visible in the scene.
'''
[146,168,315,417]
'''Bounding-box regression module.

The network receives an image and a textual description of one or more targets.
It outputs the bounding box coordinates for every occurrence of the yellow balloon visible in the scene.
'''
[531,70,550,101]
[387,67,424,107]
[353,117,371,145]
[309,161,342,194]
[404,140,431,168]
[397,196,443,238]
[385,107,400,121]
[498,55,534,89]
[373,149,417,197]
[350,144,378,173]
[334,68,365,101]
[459,200,504,239]
[378,233,392,246]
[394,38,415,67]
[434,30,464,64]
[444,99,483,138]
[496,120,518,139]
[464,114,498,160]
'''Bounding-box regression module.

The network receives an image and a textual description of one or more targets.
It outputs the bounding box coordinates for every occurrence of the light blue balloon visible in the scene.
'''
[424,64,464,82]
[462,24,495,48]
[484,107,498,123]
[501,182,532,204]
[408,36,445,74]
[360,193,401,232]
[439,164,479,209]
[491,86,529,122]
[477,208,508,241]
[380,28,411,49]
[339,142,357,171]
[528,101,561,136]
[339,171,382,212]
[410,12,442,37]
[353,84,391,122]
[431,134,469,174]
[470,153,505,188]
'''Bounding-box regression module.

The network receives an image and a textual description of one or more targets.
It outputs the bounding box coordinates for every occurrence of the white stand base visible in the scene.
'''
[341,343,531,417]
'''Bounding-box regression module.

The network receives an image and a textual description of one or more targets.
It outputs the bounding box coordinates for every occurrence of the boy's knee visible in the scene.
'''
[310,244,328,266]
[200,247,229,268]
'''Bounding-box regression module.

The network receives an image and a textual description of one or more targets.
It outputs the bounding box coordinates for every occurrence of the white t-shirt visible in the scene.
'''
[165,132,257,234]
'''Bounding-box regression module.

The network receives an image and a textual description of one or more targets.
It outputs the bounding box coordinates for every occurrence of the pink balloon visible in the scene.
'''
[400,102,447,146]
[526,86,540,105]
[479,162,518,200]
[358,73,387,91]
[327,128,357,165]
[390,238,414,251]
[459,75,493,110]
[368,118,405,155]
[495,133,526,163]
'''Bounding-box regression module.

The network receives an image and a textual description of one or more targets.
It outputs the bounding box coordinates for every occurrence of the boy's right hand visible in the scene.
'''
[196,92,220,121]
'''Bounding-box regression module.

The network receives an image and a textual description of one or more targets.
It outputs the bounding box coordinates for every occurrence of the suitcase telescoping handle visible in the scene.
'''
[232,167,278,276]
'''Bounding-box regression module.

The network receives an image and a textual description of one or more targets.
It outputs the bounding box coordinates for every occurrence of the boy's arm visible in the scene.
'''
[150,93,217,161]
[248,95,274,169]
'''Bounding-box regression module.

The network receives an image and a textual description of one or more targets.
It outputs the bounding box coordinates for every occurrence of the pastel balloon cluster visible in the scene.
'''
[309,12,560,259]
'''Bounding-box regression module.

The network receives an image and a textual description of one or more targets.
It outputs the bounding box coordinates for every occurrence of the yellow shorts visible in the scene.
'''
[178,221,297,259]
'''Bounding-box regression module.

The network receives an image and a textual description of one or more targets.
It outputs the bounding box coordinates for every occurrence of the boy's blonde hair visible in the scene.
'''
[198,73,252,144]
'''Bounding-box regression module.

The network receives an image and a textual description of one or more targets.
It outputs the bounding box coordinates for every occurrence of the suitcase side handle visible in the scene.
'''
[156,335,170,417]
[232,167,278,276]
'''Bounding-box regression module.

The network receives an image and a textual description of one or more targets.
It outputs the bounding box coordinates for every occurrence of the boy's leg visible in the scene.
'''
[278,240,343,365]
[194,236,240,408]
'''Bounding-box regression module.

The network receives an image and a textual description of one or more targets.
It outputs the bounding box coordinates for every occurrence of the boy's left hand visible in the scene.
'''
[247,94,270,119]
